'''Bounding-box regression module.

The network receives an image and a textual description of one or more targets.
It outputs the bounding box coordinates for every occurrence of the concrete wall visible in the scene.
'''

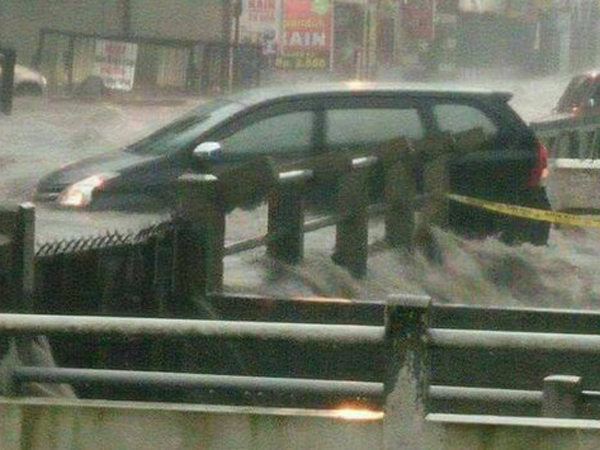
[6,397,600,449]
[132,0,225,42]
[546,159,600,212]
[425,414,600,449]
[0,0,122,65]
[0,0,225,67]
[0,397,383,450]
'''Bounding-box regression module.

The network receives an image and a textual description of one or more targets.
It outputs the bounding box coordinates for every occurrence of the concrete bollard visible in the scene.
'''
[542,375,583,419]
[175,174,225,311]
[0,203,35,313]
[422,154,451,230]
[333,157,373,278]
[412,153,451,263]
[267,170,312,265]
[384,294,433,449]
[378,140,416,252]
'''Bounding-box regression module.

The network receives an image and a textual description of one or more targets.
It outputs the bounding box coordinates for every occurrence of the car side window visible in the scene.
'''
[220,111,313,155]
[325,108,425,149]
[433,103,497,138]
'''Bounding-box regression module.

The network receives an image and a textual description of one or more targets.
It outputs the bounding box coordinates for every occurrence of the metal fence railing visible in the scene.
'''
[387,297,600,420]
[0,299,390,409]
[35,28,262,97]
[7,296,600,420]
[0,137,428,405]
[531,114,600,160]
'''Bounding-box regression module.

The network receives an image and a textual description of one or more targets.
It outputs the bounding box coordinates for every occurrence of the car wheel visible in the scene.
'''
[499,188,552,246]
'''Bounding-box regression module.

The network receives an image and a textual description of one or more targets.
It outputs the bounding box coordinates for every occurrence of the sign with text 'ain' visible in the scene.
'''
[276,0,331,70]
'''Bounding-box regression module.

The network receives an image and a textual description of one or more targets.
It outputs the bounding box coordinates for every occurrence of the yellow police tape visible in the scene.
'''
[447,193,600,228]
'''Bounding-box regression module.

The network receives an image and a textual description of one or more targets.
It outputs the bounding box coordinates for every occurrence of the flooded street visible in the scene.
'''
[2,75,597,310]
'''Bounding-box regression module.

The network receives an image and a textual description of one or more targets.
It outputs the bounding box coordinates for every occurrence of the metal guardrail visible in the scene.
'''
[430,385,542,405]
[177,141,420,296]
[223,161,393,257]
[380,298,600,421]
[430,384,600,408]
[0,307,387,404]
[429,328,600,353]
[13,366,384,398]
[0,313,385,344]
[531,115,600,159]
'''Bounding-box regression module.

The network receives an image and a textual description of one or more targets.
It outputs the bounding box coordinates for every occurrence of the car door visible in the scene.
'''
[183,98,319,210]
[315,94,428,201]
[428,98,537,235]
[202,99,319,174]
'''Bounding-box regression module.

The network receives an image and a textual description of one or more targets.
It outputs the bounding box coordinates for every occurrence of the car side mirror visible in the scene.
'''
[193,142,222,162]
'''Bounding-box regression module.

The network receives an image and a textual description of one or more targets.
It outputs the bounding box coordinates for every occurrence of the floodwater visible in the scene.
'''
[1,74,597,311]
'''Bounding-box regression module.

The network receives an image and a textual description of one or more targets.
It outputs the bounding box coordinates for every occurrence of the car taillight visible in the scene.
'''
[528,139,549,187]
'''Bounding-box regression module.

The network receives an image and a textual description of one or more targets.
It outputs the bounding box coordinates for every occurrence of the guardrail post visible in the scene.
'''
[379,140,416,251]
[0,203,35,313]
[267,170,312,264]
[542,375,582,419]
[333,157,372,278]
[384,293,432,449]
[422,154,450,230]
[0,48,15,115]
[175,174,225,312]
[591,128,600,158]
[568,131,580,158]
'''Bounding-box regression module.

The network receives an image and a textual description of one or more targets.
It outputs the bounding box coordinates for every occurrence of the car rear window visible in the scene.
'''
[325,108,425,148]
[433,103,497,138]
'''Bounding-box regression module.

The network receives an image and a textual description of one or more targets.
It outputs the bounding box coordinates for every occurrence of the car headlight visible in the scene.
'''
[57,173,116,207]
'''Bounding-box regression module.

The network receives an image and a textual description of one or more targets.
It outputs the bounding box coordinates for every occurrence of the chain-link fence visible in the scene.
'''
[34,217,181,399]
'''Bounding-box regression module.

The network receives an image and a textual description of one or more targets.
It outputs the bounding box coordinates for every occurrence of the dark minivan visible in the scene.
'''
[35,82,552,245]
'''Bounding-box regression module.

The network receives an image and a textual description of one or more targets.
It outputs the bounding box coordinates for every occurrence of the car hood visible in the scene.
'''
[37,151,156,193]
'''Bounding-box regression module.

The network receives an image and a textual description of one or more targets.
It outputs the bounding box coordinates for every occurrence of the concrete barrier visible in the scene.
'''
[547,158,600,213]
[425,414,600,449]
[0,397,383,450]
[8,397,600,449]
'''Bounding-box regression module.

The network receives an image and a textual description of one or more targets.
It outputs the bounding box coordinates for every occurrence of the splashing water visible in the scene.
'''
[4,78,598,311]
[225,216,600,311]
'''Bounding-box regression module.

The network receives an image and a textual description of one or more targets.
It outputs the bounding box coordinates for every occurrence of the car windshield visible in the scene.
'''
[124,99,244,156]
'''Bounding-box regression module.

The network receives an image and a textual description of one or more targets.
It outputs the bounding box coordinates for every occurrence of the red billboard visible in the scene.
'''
[276,0,332,70]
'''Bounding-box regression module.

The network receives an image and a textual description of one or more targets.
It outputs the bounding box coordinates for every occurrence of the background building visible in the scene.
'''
[2,0,600,95]
[0,0,255,95]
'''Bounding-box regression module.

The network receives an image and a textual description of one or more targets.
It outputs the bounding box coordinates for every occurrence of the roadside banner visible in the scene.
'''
[239,0,280,56]
[276,0,332,70]
[93,40,138,91]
